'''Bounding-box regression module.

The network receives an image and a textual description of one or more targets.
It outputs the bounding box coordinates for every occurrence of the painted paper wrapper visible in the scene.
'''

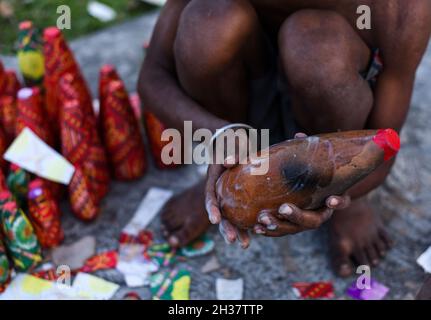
[0,127,7,173]
[60,76,110,201]
[28,178,64,248]
[0,238,11,293]
[6,164,29,210]
[43,27,93,133]
[100,80,147,180]
[17,21,45,86]
[119,229,154,246]
[16,87,54,146]
[346,279,389,300]
[0,191,42,272]
[80,250,118,273]
[292,282,335,299]
[150,268,191,300]
[31,268,59,281]
[144,111,179,169]
[0,95,17,144]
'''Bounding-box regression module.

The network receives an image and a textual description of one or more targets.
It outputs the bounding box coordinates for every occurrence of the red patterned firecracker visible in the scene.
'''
[3,70,21,97]
[0,170,7,191]
[144,111,180,169]
[292,282,335,299]
[43,27,93,133]
[0,95,17,143]
[27,178,64,248]
[0,61,6,95]
[0,127,7,173]
[100,80,147,180]
[16,87,54,146]
[59,75,110,201]
[99,64,120,111]
[60,99,100,220]
[67,166,99,221]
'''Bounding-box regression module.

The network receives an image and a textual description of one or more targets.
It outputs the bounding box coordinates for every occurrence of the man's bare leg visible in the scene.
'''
[278,10,393,277]
[161,0,268,247]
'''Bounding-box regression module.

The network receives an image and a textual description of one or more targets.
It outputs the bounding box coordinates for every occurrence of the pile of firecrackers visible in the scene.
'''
[0,21,178,296]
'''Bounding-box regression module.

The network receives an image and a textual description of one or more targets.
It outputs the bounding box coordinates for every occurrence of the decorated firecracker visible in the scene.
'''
[3,70,21,97]
[0,67,20,144]
[17,21,45,86]
[60,99,100,221]
[0,127,7,174]
[144,111,179,169]
[43,27,93,133]
[28,179,64,248]
[99,64,120,113]
[59,74,110,201]
[16,87,54,146]
[6,164,29,210]
[0,191,42,272]
[0,238,11,293]
[100,79,147,180]
[0,61,6,95]
[68,166,100,221]
[0,95,17,143]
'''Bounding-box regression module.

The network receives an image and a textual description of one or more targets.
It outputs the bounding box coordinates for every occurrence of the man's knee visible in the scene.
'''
[279,10,367,93]
[174,0,258,76]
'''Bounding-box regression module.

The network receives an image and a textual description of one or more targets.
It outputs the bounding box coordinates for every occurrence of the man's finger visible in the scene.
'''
[256,211,303,235]
[294,132,308,139]
[219,219,238,244]
[278,203,333,229]
[205,164,225,224]
[326,195,351,210]
[237,229,250,249]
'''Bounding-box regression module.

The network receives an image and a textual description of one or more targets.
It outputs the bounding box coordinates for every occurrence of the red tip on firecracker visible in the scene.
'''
[100,78,147,180]
[372,129,400,161]
[43,27,60,40]
[19,21,33,30]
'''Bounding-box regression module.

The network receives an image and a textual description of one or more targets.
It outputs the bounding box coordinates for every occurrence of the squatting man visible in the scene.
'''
[138,0,431,288]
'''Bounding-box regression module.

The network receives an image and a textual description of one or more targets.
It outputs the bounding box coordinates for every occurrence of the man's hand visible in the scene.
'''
[205,132,350,248]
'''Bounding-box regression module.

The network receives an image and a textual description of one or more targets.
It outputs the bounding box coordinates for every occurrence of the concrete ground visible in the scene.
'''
[2,10,431,300]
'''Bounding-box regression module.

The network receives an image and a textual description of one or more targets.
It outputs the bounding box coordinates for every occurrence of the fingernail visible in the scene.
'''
[279,204,293,215]
[329,198,339,207]
[267,224,277,231]
[258,215,271,225]
[209,214,218,224]
[168,236,179,247]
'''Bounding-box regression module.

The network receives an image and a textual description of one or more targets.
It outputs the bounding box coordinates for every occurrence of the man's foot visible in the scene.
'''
[161,180,211,247]
[416,276,431,300]
[328,198,393,277]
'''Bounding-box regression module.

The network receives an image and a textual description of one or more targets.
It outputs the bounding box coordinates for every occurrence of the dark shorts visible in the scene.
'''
[247,40,384,145]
